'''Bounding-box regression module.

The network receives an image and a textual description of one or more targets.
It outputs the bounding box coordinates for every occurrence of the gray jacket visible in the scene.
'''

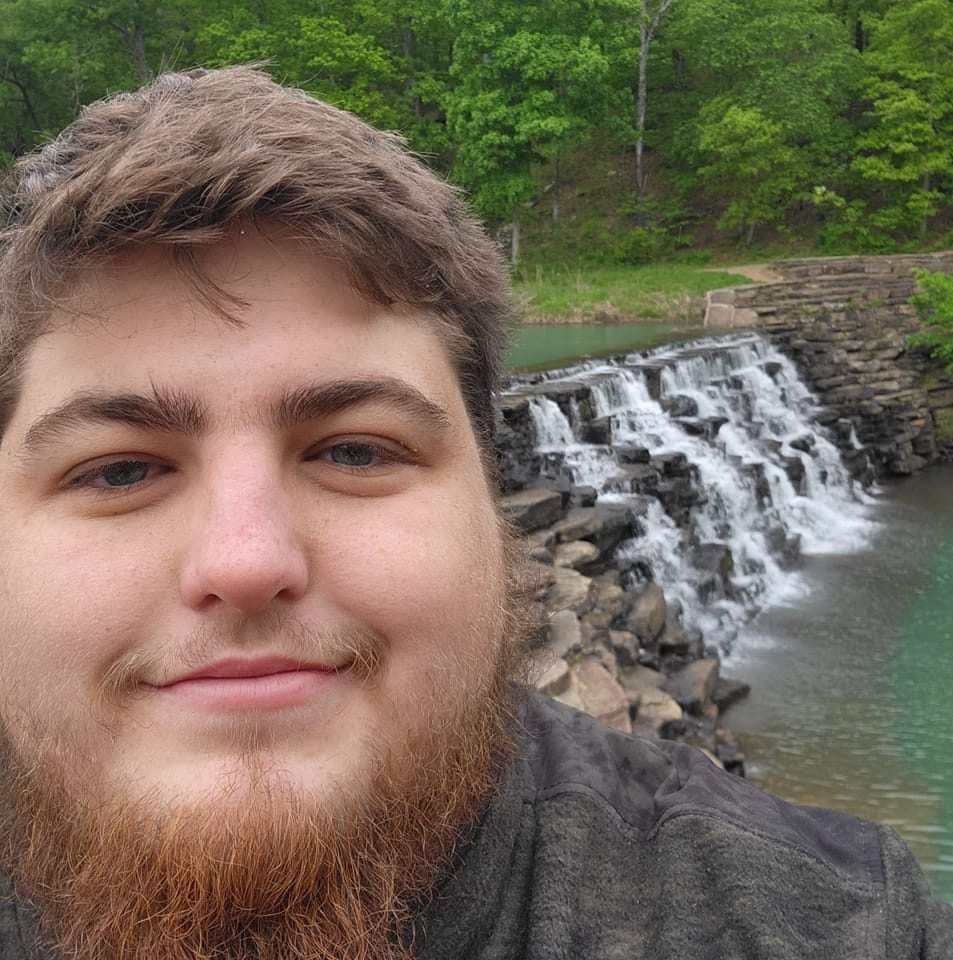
[2,692,951,958]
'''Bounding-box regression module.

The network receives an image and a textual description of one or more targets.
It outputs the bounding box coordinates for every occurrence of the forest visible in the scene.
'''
[0,0,951,268]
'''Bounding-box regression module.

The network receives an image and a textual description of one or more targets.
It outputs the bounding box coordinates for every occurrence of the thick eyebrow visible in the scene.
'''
[18,377,451,459]
[273,377,452,435]
[20,386,207,458]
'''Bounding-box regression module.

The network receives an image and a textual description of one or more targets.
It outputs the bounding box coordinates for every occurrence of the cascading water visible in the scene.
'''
[510,333,876,649]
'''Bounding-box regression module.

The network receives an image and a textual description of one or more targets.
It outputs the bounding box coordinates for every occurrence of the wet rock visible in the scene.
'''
[712,677,751,713]
[782,455,806,492]
[652,451,691,477]
[555,661,632,733]
[627,583,667,643]
[617,444,652,464]
[664,658,720,715]
[550,504,641,556]
[501,487,566,533]
[580,416,612,445]
[789,433,816,454]
[571,484,598,507]
[495,395,541,493]
[662,395,699,418]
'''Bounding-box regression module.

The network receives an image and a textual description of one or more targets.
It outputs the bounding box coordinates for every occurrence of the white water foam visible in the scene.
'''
[516,334,878,649]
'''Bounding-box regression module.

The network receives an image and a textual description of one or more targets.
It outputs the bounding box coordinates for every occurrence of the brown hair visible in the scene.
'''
[0,65,512,459]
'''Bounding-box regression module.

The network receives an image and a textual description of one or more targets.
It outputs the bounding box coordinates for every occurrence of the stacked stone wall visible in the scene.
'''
[703,253,953,475]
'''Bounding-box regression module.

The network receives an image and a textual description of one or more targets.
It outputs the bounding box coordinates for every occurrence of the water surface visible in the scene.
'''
[724,466,953,897]
[507,322,687,371]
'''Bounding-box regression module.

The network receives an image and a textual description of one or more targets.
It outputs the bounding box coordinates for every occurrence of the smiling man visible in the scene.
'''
[0,66,950,960]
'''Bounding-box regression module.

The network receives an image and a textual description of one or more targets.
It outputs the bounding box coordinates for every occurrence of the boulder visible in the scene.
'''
[501,487,565,533]
[555,661,632,733]
[580,416,612,445]
[618,667,683,738]
[608,629,640,668]
[544,567,594,616]
[570,484,598,507]
[548,608,583,659]
[712,677,751,713]
[553,540,601,572]
[627,583,667,643]
[534,656,571,697]
[550,504,640,556]
[664,658,720,715]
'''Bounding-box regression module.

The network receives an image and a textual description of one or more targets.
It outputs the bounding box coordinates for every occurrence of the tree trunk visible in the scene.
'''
[746,221,756,245]
[921,172,931,243]
[635,17,649,195]
[634,0,675,195]
[401,25,424,118]
[511,216,521,265]
[552,156,561,222]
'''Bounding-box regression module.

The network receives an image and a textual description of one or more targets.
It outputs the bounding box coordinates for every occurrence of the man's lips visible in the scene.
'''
[154,657,345,711]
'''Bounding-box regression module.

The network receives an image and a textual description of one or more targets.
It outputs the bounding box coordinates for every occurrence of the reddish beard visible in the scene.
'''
[0,537,537,960]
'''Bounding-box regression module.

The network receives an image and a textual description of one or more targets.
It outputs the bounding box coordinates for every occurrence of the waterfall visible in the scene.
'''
[510,334,876,649]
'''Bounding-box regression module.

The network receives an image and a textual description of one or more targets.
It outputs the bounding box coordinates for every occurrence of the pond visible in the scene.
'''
[506,322,691,371]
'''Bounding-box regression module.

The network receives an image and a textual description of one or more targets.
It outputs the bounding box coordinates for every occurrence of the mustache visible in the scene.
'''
[96,617,385,705]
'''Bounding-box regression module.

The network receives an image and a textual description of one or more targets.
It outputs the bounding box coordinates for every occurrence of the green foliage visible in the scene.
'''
[442,0,634,223]
[909,269,953,374]
[853,0,953,239]
[0,0,951,263]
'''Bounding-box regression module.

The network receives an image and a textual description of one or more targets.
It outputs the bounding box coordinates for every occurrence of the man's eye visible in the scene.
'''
[71,459,159,491]
[315,441,406,472]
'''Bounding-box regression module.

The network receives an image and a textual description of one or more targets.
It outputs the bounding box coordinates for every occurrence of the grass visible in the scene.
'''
[512,262,752,324]
[934,407,953,445]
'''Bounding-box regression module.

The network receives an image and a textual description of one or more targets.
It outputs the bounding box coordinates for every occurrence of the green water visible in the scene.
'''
[723,467,953,898]
[506,322,687,371]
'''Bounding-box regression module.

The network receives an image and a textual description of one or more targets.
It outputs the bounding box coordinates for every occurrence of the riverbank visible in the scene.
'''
[512,263,751,325]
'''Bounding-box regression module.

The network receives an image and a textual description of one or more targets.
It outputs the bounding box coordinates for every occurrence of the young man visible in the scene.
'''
[0,65,947,960]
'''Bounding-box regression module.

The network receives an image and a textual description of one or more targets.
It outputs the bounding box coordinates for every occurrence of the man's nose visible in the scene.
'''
[178,461,310,616]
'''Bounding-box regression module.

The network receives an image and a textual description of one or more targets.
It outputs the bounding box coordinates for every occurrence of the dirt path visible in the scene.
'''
[706,263,784,284]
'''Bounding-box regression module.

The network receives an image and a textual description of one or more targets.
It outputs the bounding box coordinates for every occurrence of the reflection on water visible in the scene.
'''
[723,466,953,897]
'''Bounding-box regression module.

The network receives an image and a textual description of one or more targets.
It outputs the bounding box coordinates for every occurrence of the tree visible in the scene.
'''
[634,0,675,195]
[442,0,633,263]
[662,0,862,240]
[909,269,953,374]
[853,0,953,242]
[696,103,804,242]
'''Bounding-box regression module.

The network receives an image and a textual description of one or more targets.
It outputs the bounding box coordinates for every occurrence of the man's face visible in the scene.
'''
[0,227,509,825]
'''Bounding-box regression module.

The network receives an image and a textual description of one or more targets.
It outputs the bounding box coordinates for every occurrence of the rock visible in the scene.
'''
[544,567,594,617]
[661,395,699,418]
[619,667,683,737]
[555,661,632,733]
[571,484,598,507]
[592,581,627,621]
[782,455,806,492]
[617,444,652,464]
[580,416,612,445]
[548,609,584,659]
[659,624,703,659]
[501,488,565,533]
[608,629,640,667]
[553,540,601,572]
[627,582,667,643]
[691,543,734,581]
[789,433,816,454]
[664,658,720,715]
[550,504,640,556]
[712,677,751,713]
[535,657,571,696]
